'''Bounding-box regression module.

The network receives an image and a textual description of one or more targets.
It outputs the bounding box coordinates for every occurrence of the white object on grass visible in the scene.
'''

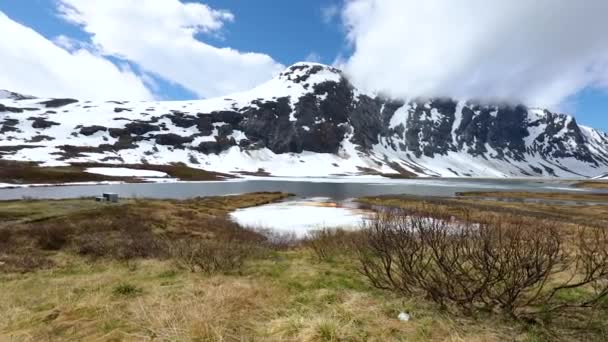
[398,312,410,321]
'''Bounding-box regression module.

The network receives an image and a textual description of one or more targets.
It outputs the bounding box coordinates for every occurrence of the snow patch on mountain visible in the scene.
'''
[85,167,169,178]
[1,62,608,179]
[0,89,35,100]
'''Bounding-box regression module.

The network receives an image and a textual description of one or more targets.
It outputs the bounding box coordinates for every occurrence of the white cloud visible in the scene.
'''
[52,34,81,51]
[57,0,284,98]
[305,52,322,63]
[0,12,153,100]
[321,4,340,24]
[342,0,608,108]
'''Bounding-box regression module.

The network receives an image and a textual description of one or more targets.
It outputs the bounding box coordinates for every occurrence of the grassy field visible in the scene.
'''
[0,160,232,185]
[1,250,541,341]
[457,190,608,202]
[0,192,607,341]
[359,191,608,227]
[574,180,608,189]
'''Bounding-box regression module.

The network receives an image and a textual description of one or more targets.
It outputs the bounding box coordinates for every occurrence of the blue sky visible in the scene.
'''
[0,0,606,131]
[0,0,347,67]
[0,0,347,101]
[564,88,608,132]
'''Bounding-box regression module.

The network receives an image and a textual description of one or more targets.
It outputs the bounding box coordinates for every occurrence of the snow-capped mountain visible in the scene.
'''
[1,62,608,178]
[0,89,35,100]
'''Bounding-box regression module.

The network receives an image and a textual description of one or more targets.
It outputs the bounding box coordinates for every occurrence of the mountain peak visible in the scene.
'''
[277,62,342,84]
[0,89,36,100]
[1,67,608,178]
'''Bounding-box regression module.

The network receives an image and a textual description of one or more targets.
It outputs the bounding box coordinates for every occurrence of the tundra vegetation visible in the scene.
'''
[0,160,231,185]
[0,191,607,341]
[575,180,608,189]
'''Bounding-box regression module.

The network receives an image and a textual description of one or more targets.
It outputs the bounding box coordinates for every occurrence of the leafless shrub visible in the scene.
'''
[0,253,54,273]
[198,218,267,244]
[251,227,300,250]
[0,228,11,244]
[118,229,170,260]
[1,227,54,273]
[74,232,108,258]
[35,224,73,251]
[355,208,608,318]
[0,228,11,254]
[535,225,608,314]
[306,228,357,261]
[267,231,300,250]
[170,239,258,274]
[74,230,169,261]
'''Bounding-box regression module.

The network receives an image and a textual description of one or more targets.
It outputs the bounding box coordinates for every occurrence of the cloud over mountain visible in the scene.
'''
[0,12,152,100]
[342,0,608,108]
[57,0,284,98]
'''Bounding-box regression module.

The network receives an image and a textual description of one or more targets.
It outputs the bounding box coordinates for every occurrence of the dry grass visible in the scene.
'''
[73,162,234,181]
[0,160,232,185]
[0,198,119,223]
[0,192,290,273]
[1,193,607,341]
[574,180,608,189]
[0,160,121,184]
[0,251,541,341]
[457,191,608,202]
[358,193,608,227]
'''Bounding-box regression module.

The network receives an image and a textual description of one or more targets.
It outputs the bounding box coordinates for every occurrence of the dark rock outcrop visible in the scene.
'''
[79,125,108,136]
[154,133,193,147]
[0,104,25,113]
[1,62,607,177]
[30,117,60,129]
[39,98,78,108]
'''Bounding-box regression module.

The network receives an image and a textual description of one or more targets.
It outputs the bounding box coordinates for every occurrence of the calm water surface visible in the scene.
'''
[2,178,602,235]
[0,178,587,201]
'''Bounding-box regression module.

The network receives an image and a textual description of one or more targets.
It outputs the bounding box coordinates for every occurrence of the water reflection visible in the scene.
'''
[0,178,584,201]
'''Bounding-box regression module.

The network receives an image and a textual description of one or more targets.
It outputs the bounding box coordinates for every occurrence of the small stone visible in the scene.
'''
[397,312,410,321]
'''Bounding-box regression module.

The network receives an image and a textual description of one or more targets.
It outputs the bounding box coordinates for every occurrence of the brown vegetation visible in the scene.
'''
[0,159,232,185]
[0,160,120,184]
[358,193,608,227]
[354,209,608,319]
[170,238,262,274]
[74,162,235,181]
[1,192,607,340]
[306,228,358,262]
[0,192,289,273]
[457,190,608,202]
[575,180,608,189]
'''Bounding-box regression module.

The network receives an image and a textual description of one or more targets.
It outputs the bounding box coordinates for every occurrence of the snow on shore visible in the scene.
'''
[229,198,373,237]
[85,167,168,178]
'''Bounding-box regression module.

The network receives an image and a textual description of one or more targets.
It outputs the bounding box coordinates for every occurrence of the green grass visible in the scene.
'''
[1,244,606,340]
[0,192,290,223]
[0,198,125,222]
[112,283,142,297]
[1,194,607,341]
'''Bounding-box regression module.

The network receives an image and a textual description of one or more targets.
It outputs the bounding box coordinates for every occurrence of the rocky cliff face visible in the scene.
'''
[1,63,607,178]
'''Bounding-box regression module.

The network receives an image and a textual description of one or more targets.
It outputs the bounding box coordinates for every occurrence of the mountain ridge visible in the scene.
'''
[1,62,607,178]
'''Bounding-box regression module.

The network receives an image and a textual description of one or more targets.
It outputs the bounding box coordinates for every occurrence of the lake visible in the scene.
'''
[0,177,583,201]
[0,177,600,237]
